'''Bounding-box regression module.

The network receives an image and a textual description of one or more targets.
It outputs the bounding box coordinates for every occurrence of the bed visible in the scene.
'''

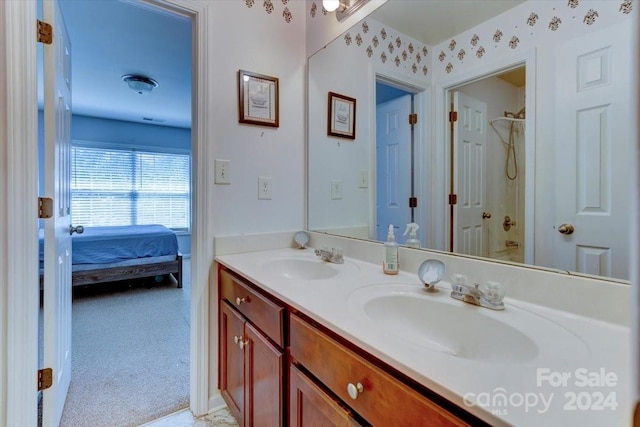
[39,224,183,288]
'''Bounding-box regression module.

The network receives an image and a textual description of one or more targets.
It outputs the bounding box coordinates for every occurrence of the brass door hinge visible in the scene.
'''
[408,113,417,125]
[409,197,417,208]
[37,20,53,45]
[38,368,53,391]
[448,194,458,205]
[449,111,458,122]
[39,197,53,219]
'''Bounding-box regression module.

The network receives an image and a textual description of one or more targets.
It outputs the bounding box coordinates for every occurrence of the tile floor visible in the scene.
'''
[141,406,239,427]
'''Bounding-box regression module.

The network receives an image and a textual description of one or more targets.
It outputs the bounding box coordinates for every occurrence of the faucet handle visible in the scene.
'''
[480,281,506,304]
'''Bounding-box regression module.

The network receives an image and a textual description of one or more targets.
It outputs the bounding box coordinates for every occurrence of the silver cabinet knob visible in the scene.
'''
[347,382,364,400]
[236,296,248,306]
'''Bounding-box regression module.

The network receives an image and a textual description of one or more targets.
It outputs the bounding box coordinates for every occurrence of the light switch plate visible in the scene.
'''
[359,170,369,188]
[214,159,231,184]
[331,180,343,200]
[258,176,272,200]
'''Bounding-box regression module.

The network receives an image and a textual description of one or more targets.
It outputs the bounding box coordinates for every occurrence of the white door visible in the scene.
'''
[376,94,412,241]
[42,0,73,425]
[554,21,632,280]
[453,92,488,257]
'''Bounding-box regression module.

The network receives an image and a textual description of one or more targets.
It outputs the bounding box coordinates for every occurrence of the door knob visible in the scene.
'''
[482,212,492,219]
[558,224,574,235]
[69,225,84,235]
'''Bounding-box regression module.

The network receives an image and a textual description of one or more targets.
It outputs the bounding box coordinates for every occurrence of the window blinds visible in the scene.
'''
[71,145,191,231]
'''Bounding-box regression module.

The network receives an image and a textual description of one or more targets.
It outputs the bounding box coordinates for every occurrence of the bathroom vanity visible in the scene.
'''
[216,244,630,427]
[218,264,478,426]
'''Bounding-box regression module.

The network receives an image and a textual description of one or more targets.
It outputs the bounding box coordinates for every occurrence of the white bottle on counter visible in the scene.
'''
[383,224,399,275]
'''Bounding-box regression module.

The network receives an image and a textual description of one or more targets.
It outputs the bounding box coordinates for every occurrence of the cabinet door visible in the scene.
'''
[290,365,363,427]
[220,302,246,424]
[245,321,284,427]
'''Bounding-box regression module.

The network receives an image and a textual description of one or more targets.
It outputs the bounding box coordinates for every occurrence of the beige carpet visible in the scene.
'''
[59,259,190,427]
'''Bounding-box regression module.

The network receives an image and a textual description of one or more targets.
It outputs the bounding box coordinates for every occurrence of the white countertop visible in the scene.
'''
[216,248,630,427]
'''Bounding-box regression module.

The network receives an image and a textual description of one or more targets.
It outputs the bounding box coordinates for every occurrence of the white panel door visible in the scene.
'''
[42,0,73,425]
[453,92,488,257]
[554,21,632,280]
[376,94,412,241]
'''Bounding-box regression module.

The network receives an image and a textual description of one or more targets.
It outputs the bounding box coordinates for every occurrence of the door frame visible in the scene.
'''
[434,49,536,264]
[369,66,429,246]
[3,0,216,423]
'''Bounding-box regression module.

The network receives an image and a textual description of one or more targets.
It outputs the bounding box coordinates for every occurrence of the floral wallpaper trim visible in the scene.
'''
[430,0,631,75]
[304,0,631,77]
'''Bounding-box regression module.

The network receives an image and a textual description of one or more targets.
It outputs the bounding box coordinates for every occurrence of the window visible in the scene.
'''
[71,145,191,231]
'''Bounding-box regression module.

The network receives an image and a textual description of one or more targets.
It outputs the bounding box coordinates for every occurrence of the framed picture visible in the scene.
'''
[238,69,279,127]
[327,91,356,139]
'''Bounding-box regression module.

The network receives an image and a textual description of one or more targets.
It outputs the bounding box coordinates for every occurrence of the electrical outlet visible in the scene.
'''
[331,180,343,200]
[258,176,272,200]
[359,170,369,188]
[214,159,231,184]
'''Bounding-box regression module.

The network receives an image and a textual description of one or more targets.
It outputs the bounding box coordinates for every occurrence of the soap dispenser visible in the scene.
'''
[403,223,421,248]
[383,224,399,275]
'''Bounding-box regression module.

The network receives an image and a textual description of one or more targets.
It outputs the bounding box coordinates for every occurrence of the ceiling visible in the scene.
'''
[38,0,192,129]
[372,0,526,46]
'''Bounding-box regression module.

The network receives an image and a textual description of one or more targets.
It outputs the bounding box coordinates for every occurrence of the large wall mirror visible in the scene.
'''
[308,0,636,282]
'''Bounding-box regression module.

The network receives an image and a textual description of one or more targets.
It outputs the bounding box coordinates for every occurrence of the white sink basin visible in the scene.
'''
[348,284,590,364]
[258,255,359,281]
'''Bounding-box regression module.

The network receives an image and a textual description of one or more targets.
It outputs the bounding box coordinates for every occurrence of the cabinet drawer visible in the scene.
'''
[290,313,470,427]
[290,364,363,427]
[220,269,284,347]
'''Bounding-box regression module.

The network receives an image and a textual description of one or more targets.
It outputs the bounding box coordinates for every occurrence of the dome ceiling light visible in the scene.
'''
[121,74,158,94]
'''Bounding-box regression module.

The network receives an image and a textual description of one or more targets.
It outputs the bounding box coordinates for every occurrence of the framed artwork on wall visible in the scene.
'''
[238,69,279,127]
[327,91,356,139]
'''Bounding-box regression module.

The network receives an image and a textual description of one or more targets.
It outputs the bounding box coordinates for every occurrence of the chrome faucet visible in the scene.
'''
[450,275,505,310]
[314,247,344,264]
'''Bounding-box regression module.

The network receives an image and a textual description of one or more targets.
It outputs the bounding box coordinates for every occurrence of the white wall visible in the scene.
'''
[208,2,306,238]
[202,0,306,403]
[308,39,373,235]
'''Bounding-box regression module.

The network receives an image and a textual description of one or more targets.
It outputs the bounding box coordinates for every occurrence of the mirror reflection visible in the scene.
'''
[308,1,635,281]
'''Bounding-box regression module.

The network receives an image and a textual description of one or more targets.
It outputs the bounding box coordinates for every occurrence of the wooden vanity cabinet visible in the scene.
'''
[289,313,471,427]
[218,268,285,426]
[218,264,486,427]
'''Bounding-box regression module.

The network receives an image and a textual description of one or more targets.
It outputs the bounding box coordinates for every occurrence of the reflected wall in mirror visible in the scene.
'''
[308,0,637,281]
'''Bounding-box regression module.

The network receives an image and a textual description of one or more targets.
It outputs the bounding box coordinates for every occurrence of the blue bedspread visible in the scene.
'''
[39,224,179,265]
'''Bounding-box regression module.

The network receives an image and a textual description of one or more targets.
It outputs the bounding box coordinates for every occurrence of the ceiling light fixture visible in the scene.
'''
[121,74,158,94]
[322,0,369,21]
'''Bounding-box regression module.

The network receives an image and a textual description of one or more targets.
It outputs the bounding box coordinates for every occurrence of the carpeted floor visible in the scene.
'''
[59,259,191,427]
